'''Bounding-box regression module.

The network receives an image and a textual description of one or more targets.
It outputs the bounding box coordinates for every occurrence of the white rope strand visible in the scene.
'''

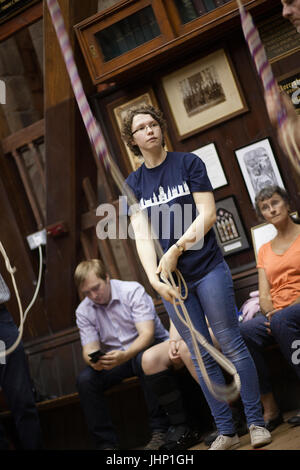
[0,244,43,359]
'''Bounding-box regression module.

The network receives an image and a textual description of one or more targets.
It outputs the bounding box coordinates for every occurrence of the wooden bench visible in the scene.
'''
[0,376,140,417]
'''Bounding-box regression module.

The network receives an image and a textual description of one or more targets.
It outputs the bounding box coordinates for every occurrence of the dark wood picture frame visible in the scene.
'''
[213,196,249,257]
[161,48,248,140]
[234,137,285,206]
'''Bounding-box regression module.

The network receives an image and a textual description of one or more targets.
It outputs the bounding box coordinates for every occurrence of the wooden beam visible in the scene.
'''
[0,1,43,43]
[14,27,44,119]
[0,104,10,140]
[1,119,44,153]
[44,0,99,332]
[0,158,50,339]
[11,148,44,229]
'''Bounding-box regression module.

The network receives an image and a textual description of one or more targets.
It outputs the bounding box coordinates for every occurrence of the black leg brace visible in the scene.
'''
[144,369,187,426]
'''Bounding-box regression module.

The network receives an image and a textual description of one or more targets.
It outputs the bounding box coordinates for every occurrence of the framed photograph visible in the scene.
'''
[278,69,300,116]
[161,49,248,140]
[213,196,249,257]
[251,212,298,262]
[191,143,227,190]
[106,88,172,173]
[235,138,285,206]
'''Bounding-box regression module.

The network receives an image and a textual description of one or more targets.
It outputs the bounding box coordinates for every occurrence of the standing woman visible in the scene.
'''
[121,105,271,450]
[240,186,300,429]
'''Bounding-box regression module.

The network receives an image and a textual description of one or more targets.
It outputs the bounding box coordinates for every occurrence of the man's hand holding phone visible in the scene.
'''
[88,349,106,370]
[88,349,128,370]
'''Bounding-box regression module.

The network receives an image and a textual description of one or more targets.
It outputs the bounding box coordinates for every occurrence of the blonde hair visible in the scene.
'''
[74,259,107,289]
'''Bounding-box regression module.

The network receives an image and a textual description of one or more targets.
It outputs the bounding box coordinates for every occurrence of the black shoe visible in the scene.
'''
[159,426,202,451]
[232,406,248,438]
[204,429,218,447]
[265,413,284,432]
[287,413,300,426]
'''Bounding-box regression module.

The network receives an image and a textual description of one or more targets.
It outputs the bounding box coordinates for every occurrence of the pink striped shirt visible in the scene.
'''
[76,279,168,351]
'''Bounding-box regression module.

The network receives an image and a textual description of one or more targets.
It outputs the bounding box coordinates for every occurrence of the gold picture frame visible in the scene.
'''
[161,48,248,140]
[106,88,172,173]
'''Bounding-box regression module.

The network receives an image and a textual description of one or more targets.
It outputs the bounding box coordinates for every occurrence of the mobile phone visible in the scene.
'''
[88,349,105,363]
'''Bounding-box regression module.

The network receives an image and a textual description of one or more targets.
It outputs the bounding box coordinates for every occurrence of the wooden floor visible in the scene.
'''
[190,410,300,451]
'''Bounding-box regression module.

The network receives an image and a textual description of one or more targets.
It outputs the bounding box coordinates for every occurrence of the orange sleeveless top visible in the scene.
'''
[257,234,300,310]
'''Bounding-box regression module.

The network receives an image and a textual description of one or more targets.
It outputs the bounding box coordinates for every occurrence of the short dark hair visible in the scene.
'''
[255,185,289,220]
[121,105,166,156]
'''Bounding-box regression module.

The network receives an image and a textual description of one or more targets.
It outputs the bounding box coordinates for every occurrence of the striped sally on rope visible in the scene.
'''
[46,0,241,402]
[236,0,300,173]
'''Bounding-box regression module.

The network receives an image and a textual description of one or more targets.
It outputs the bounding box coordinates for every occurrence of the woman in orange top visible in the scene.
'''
[240,185,300,431]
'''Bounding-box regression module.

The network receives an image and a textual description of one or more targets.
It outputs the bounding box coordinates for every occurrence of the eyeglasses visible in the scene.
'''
[131,122,160,136]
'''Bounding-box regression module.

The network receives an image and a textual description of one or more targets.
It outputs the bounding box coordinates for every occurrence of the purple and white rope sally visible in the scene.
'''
[236,0,300,171]
[47,0,109,170]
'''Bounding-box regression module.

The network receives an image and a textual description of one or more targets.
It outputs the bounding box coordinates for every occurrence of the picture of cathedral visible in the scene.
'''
[139,181,190,209]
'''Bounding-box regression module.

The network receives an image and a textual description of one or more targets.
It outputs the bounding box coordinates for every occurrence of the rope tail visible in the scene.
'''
[46,0,241,402]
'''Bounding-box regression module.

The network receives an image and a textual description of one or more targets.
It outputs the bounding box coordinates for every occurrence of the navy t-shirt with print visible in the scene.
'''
[125,151,223,281]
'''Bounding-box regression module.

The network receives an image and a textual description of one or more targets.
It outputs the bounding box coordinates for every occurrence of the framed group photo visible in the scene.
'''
[161,48,248,140]
[235,138,285,206]
[106,88,172,173]
[213,196,249,257]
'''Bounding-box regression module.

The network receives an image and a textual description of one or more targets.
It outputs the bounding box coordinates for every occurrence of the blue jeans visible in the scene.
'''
[163,260,265,435]
[0,305,42,449]
[76,348,169,449]
[240,305,300,394]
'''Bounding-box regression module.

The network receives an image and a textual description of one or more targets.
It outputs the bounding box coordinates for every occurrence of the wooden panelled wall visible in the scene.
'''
[1,0,300,449]
[0,0,299,404]
[1,0,299,342]
[94,6,300,275]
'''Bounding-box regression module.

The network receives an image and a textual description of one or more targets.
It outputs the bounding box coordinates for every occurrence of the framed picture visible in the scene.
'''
[213,196,249,257]
[161,49,248,140]
[235,138,285,206]
[251,212,298,262]
[278,69,300,116]
[191,143,227,190]
[257,12,300,63]
[106,88,172,173]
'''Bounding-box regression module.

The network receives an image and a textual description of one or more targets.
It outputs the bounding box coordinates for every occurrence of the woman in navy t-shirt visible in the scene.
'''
[122,105,271,450]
